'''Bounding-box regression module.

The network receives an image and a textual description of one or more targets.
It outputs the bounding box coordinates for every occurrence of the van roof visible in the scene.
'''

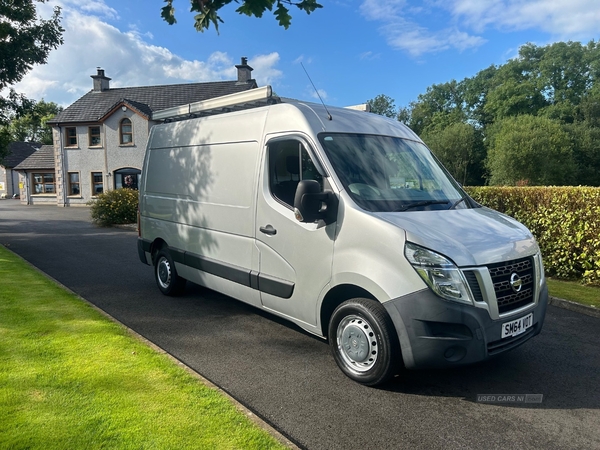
[275,99,421,141]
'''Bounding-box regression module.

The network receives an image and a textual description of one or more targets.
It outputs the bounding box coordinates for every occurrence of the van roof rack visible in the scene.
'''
[152,85,280,122]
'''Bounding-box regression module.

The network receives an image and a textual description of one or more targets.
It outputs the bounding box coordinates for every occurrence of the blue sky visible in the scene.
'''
[15,0,600,110]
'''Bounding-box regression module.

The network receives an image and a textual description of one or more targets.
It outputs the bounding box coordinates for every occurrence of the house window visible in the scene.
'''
[65,127,77,147]
[92,172,103,195]
[89,126,101,146]
[120,119,133,145]
[68,172,80,196]
[32,173,56,194]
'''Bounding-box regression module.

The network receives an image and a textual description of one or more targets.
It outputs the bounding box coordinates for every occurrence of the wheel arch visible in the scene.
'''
[149,238,168,262]
[320,284,377,339]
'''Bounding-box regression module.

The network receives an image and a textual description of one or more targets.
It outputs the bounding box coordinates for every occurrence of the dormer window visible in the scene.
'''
[120,118,133,145]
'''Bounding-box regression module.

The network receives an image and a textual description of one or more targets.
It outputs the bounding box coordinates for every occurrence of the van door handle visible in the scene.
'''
[260,225,277,236]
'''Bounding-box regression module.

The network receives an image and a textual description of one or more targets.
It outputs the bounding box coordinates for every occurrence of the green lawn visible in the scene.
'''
[547,277,600,309]
[0,245,286,450]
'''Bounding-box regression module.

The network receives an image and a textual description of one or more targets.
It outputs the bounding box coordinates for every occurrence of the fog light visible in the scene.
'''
[444,346,466,362]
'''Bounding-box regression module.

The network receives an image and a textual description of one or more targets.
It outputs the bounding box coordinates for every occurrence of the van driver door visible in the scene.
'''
[255,137,336,331]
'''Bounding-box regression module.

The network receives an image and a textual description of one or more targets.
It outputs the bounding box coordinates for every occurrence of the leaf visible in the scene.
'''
[295,0,323,14]
[274,2,291,28]
[193,9,224,34]
[236,0,273,18]
[161,2,177,25]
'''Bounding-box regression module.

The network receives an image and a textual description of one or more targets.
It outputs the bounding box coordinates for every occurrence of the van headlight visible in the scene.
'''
[405,242,474,305]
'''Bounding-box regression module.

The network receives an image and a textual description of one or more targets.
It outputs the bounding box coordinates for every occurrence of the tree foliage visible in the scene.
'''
[0,0,64,161]
[388,40,600,186]
[421,122,483,186]
[486,115,575,186]
[3,99,62,144]
[367,94,397,118]
[161,0,322,33]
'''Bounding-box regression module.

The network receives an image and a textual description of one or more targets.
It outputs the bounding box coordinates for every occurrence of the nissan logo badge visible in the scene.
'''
[510,273,523,293]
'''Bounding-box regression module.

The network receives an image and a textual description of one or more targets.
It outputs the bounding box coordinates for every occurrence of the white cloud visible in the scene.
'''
[360,0,600,56]
[359,51,381,60]
[360,0,485,56]
[293,55,314,65]
[249,53,283,86]
[307,87,328,101]
[448,0,600,37]
[13,1,283,106]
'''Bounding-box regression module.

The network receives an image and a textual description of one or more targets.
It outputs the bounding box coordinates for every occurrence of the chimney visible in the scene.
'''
[91,67,111,92]
[235,57,253,84]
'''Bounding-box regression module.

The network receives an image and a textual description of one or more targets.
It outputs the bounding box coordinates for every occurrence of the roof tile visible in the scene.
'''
[48,80,257,124]
[14,145,55,170]
[2,142,43,168]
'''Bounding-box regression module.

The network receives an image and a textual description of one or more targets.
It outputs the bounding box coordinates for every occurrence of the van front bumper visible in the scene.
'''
[383,283,548,370]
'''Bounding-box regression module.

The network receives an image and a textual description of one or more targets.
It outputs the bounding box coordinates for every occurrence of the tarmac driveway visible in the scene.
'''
[1,201,599,450]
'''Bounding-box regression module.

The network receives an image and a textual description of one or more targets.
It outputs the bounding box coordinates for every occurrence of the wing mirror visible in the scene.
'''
[293,180,337,224]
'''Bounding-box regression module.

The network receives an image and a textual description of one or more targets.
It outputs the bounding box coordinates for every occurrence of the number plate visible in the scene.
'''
[501,313,533,339]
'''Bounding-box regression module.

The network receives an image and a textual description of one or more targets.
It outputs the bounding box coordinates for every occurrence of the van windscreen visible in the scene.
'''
[318,133,474,213]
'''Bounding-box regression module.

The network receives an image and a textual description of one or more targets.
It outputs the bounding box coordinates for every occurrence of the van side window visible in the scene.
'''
[269,140,323,208]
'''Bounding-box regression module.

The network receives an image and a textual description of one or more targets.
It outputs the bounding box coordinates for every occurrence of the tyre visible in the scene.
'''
[329,298,400,386]
[154,248,186,296]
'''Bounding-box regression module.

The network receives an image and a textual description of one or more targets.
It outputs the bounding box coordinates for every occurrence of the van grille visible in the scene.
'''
[488,257,535,314]
[462,257,536,315]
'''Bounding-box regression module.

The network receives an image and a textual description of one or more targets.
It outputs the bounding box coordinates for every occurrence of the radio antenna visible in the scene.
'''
[301,62,332,121]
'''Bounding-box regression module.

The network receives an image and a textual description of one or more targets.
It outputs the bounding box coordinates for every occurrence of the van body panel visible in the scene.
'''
[330,195,427,303]
[376,207,539,267]
[144,141,259,236]
[148,108,269,149]
[140,109,267,308]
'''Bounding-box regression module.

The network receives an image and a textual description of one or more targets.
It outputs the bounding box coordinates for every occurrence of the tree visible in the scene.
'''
[486,115,576,186]
[161,0,322,33]
[484,78,547,121]
[0,0,64,161]
[4,99,62,144]
[567,122,600,186]
[367,94,397,118]
[406,80,467,135]
[421,122,484,185]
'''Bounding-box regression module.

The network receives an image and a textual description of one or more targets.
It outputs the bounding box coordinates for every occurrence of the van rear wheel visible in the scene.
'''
[154,249,186,296]
[329,298,400,386]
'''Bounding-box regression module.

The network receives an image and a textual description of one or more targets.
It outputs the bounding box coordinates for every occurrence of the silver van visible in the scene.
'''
[137,87,548,385]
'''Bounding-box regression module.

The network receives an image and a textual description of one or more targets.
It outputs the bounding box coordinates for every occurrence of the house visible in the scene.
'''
[13,145,56,204]
[0,142,42,199]
[17,58,258,206]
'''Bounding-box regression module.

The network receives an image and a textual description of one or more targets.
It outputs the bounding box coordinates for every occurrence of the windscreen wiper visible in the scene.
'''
[393,200,449,212]
[449,196,467,210]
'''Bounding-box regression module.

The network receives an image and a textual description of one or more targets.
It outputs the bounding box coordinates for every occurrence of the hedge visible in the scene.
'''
[465,186,600,286]
[88,188,139,227]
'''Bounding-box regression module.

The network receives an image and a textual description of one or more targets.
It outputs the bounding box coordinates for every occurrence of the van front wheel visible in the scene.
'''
[329,298,400,386]
[154,249,186,296]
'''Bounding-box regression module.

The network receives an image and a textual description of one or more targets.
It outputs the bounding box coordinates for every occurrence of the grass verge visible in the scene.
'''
[547,278,600,309]
[0,245,286,450]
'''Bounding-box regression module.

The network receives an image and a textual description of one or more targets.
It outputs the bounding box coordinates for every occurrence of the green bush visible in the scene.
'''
[465,186,600,286]
[88,188,139,226]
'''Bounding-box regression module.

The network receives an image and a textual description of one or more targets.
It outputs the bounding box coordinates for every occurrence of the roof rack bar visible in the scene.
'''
[152,85,273,121]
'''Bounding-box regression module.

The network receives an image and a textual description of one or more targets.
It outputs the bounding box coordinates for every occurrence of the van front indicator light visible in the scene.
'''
[405,242,474,305]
